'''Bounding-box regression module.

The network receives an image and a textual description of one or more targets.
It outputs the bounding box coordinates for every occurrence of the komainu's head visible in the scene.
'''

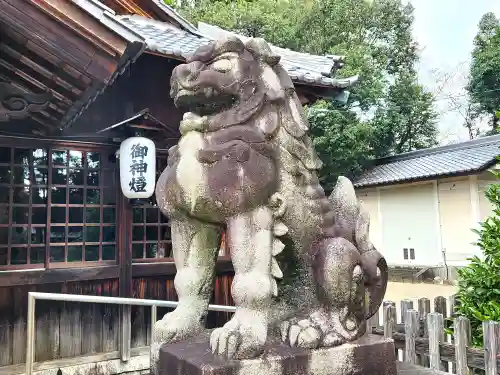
[170,35,294,117]
[170,35,323,189]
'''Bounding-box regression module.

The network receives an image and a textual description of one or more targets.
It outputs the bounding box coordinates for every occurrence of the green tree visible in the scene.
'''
[454,166,500,347]
[178,0,438,189]
[307,101,375,186]
[371,72,438,156]
[467,12,500,135]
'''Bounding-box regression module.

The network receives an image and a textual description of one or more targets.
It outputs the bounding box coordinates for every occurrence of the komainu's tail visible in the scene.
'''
[329,176,388,319]
[328,176,373,254]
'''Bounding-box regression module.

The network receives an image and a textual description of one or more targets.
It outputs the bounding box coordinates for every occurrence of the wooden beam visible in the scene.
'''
[0,57,73,106]
[0,0,118,81]
[31,0,129,57]
[0,82,54,123]
[0,260,233,288]
[0,42,83,96]
[0,0,92,72]
[0,76,60,130]
[30,114,56,131]
[0,265,120,287]
[3,26,92,86]
[117,194,133,300]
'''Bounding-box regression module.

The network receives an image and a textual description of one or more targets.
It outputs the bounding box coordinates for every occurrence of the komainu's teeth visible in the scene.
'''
[271,278,278,297]
[271,257,283,279]
[273,221,288,236]
[272,238,285,256]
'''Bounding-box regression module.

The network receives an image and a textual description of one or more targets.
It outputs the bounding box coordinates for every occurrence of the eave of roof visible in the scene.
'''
[61,42,145,130]
[72,0,147,43]
[0,0,149,134]
[60,0,147,129]
[354,134,500,188]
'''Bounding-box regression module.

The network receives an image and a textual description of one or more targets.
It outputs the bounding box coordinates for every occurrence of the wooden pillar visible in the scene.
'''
[117,185,132,361]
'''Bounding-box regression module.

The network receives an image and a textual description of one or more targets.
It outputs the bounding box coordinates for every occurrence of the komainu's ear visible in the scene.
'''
[245,38,281,66]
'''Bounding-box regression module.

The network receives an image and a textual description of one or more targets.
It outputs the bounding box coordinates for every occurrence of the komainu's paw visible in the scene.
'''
[150,308,205,375]
[210,315,267,360]
[153,308,204,344]
[280,310,348,349]
[280,318,321,348]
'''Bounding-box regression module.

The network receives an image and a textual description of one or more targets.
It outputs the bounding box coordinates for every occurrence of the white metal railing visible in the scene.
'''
[26,292,236,375]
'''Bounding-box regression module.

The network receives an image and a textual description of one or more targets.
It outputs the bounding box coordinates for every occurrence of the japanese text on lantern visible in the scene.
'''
[129,143,149,193]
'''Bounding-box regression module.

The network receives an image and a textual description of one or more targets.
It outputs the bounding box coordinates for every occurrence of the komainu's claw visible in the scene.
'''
[322,332,344,347]
[280,311,352,349]
[280,320,291,343]
[211,327,240,357]
[282,318,323,349]
[297,326,321,348]
[289,325,301,347]
[209,316,266,360]
[153,310,204,344]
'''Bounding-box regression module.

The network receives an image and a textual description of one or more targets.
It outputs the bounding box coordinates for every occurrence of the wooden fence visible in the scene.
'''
[3,290,498,375]
[0,271,234,374]
[369,296,498,375]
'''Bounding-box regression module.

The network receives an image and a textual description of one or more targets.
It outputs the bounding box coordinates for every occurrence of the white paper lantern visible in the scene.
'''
[119,136,156,199]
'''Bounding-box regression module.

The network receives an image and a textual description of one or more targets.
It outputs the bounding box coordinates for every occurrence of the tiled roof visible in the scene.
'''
[198,22,357,88]
[149,0,201,35]
[118,16,210,58]
[354,135,500,188]
[116,15,358,89]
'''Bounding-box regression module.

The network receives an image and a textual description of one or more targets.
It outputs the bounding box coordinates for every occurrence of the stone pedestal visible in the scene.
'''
[157,334,397,375]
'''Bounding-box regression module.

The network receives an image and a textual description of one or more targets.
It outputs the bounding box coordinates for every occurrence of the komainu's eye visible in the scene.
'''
[211,59,232,72]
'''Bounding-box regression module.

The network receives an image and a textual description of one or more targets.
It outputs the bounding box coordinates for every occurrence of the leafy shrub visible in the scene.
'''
[454,168,500,347]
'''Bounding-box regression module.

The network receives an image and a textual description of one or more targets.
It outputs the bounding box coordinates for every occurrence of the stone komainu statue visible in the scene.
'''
[151,35,388,372]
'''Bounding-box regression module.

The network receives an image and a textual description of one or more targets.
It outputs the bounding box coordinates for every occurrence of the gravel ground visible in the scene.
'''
[384,281,457,303]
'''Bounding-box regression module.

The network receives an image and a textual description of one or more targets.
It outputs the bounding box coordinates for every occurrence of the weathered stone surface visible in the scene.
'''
[397,362,448,375]
[158,334,397,375]
[151,34,389,374]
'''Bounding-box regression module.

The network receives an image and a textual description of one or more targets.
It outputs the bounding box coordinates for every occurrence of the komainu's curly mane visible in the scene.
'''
[243,38,324,177]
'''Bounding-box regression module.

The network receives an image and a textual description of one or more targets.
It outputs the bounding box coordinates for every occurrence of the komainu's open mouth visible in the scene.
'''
[174,88,237,116]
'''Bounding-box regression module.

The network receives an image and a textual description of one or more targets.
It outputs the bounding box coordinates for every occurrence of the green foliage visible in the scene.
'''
[454,167,500,347]
[468,12,500,135]
[308,101,375,185]
[177,0,438,189]
[371,72,438,156]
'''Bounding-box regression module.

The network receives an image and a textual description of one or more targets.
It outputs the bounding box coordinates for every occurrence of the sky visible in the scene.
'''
[406,0,500,143]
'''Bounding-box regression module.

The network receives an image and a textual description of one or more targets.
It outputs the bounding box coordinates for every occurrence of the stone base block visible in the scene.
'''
[158,334,397,375]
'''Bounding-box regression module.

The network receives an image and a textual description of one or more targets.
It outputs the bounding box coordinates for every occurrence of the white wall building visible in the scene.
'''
[354,135,500,272]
